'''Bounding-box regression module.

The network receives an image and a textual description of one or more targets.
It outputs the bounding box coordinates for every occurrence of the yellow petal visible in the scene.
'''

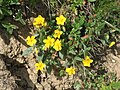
[82,59,91,67]
[86,56,90,60]
[35,63,39,67]
[109,41,115,47]
[35,61,46,71]
[26,36,30,41]
[31,36,35,39]
[66,67,76,75]
[56,17,59,21]
[89,59,93,63]
[66,68,70,72]
[33,39,37,44]
[82,60,90,67]
[43,39,47,43]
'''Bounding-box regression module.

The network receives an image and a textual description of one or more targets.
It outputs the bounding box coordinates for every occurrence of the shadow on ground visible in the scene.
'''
[0,54,37,90]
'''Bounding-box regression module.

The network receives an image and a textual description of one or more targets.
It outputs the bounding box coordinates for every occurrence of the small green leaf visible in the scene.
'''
[59,70,65,76]
[86,47,91,51]
[101,85,112,90]
[14,10,26,25]
[2,8,12,15]
[22,47,33,56]
[0,9,3,14]
[104,34,109,42]
[69,50,76,55]
[74,56,82,61]
[101,40,106,45]
[88,0,96,2]
[2,23,18,34]
[111,81,120,89]
[33,33,39,37]
[74,81,81,90]
[46,65,52,74]
[37,56,43,61]
[59,52,64,59]
[79,16,85,26]
[0,0,3,4]
[10,0,20,5]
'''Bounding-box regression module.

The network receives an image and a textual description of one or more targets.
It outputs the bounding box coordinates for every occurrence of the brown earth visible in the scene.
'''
[0,29,120,90]
[0,29,80,90]
[105,54,120,79]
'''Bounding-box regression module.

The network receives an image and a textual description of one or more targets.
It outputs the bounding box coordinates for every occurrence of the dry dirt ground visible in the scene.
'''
[0,29,120,90]
[0,29,79,90]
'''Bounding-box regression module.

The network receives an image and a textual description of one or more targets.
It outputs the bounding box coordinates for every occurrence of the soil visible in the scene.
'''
[104,43,120,80]
[0,29,80,90]
[0,27,120,90]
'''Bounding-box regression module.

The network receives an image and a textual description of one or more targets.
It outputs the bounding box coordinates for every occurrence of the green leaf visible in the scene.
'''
[37,56,43,61]
[0,9,2,14]
[101,40,106,45]
[74,81,81,90]
[88,0,96,2]
[2,23,18,34]
[2,8,12,15]
[104,34,109,42]
[69,50,76,55]
[33,33,39,37]
[79,16,85,26]
[14,10,26,25]
[111,81,120,89]
[74,56,82,61]
[22,47,33,56]
[46,65,52,74]
[10,0,20,5]
[59,70,65,76]
[0,0,3,4]
[86,47,91,51]
[59,52,64,59]
[72,16,84,29]
[101,85,112,90]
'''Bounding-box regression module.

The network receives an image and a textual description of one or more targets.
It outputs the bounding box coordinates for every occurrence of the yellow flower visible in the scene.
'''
[53,29,63,38]
[43,36,55,49]
[26,36,37,46]
[35,61,46,71]
[66,67,76,75]
[33,15,46,28]
[56,15,66,25]
[82,56,93,67]
[53,39,62,51]
[109,41,115,48]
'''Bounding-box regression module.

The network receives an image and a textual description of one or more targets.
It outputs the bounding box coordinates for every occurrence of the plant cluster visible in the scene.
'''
[23,0,120,88]
[0,0,25,34]
[23,0,120,74]
[2,0,120,89]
